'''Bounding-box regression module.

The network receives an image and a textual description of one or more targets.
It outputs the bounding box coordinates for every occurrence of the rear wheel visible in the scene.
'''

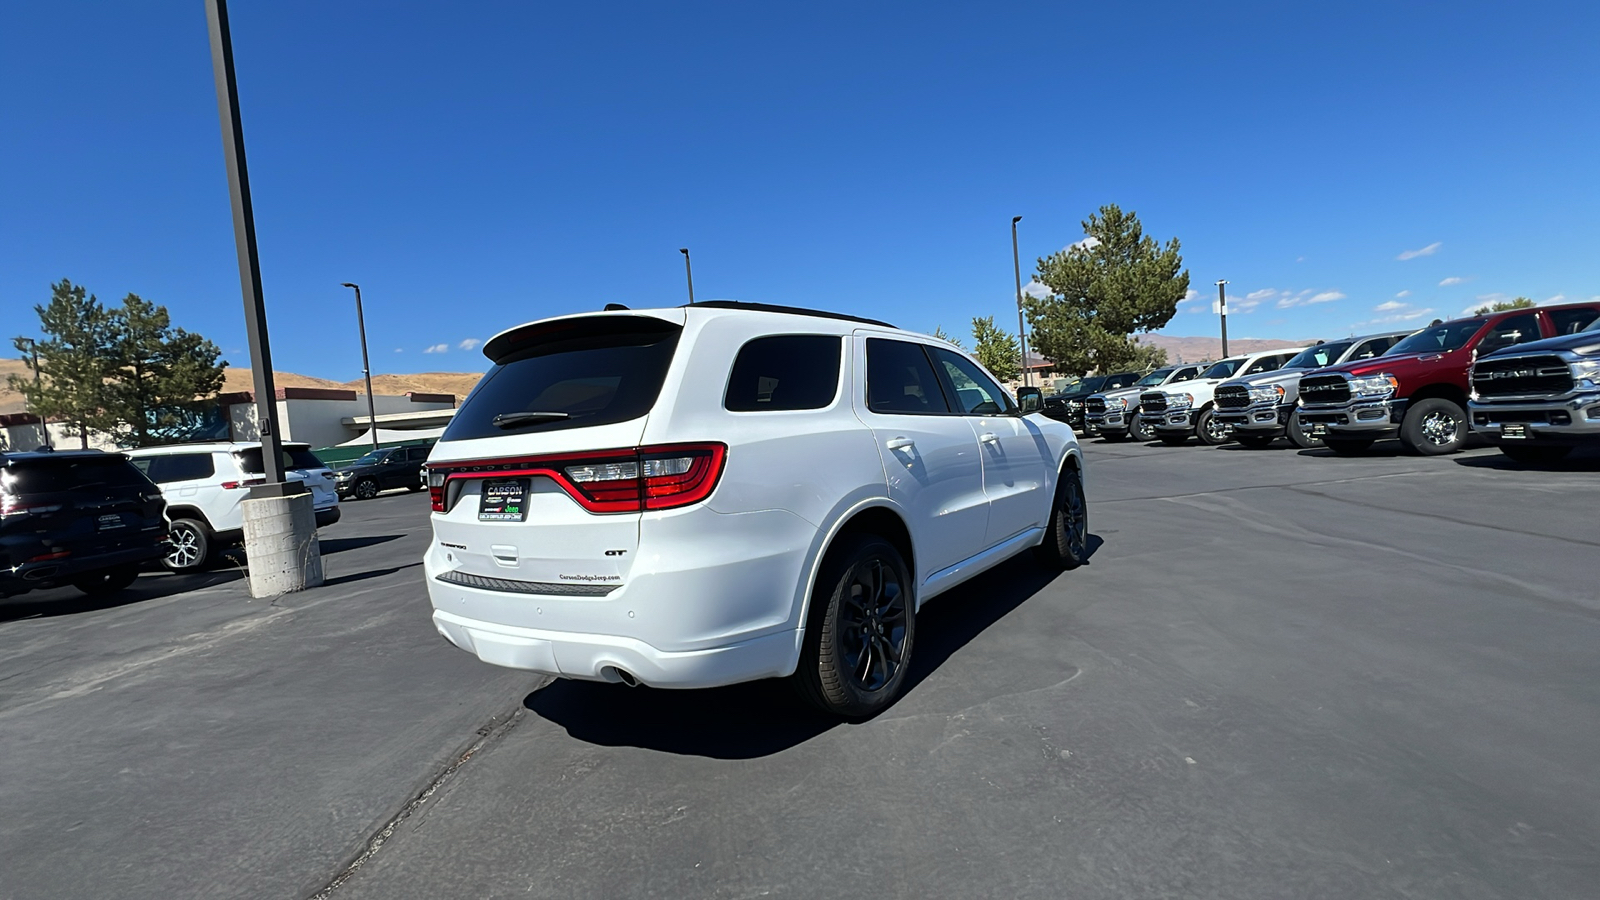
[1196,408,1231,445]
[1127,410,1154,442]
[1035,465,1088,570]
[1399,398,1467,455]
[163,518,212,572]
[1499,444,1573,464]
[353,478,380,500]
[1286,414,1323,449]
[71,564,140,596]
[1234,433,1276,449]
[794,536,915,718]
[1323,438,1373,456]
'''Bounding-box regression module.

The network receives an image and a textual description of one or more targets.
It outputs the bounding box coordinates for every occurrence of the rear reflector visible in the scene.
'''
[428,443,727,514]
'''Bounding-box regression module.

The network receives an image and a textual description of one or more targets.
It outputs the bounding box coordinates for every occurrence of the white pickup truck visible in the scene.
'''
[1083,364,1204,442]
[1140,348,1307,445]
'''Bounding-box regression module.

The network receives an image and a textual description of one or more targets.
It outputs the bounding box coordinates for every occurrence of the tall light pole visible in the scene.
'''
[19,338,49,450]
[1012,216,1030,388]
[1215,279,1230,358]
[679,248,695,304]
[341,283,379,450]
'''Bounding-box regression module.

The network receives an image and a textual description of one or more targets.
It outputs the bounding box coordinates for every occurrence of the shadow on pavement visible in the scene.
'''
[322,560,422,587]
[318,534,404,555]
[0,569,244,623]
[1452,446,1600,472]
[522,537,1099,759]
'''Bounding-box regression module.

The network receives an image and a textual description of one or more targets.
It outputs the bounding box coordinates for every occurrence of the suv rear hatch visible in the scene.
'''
[234,445,339,508]
[426,312,717,589]
[1,454,166,578]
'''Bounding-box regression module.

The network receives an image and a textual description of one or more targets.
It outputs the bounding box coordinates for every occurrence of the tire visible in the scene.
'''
[1035,464,1089,570]
[163,518,213,572]
[1234,433,1276,449]
[71,564,140,596]
[1323,438,1373,456]
[1158,434,1190,446]
[1196,408,1231,445]
[1127,410,1154,442]
[794,535,915,718]
[354,478,380,500]
[1286,414,1323,450]
[1399,398,1467,455]
[1499,444,1573,464]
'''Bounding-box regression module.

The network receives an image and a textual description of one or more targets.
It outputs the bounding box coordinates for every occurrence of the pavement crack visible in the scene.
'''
[307,705,524,900]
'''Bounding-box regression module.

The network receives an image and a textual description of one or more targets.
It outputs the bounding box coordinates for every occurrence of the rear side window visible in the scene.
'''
[2,457,150,494]
[1477,313,1540,355]
[139,453,216,484]
[444,316,681,441]
[1348,337,1396,361]
[236,447,328,474]
[866,339,950,414]
[1549,308,1598,336]
[724,335,841,411]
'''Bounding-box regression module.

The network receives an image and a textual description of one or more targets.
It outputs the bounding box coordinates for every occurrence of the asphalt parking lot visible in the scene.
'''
[3,440,1598,900]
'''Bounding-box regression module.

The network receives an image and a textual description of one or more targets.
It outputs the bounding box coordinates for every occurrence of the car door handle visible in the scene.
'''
[979,432,998,444]
[885,437,915,451]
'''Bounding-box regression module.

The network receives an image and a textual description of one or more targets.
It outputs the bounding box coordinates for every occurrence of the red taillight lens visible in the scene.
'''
[429,443,726,515]
[219,478,265,490]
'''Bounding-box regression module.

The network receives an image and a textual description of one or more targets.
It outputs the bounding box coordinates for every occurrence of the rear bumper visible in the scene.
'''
[315,506,341,528]
[1469,393,1600,444]
[1,540,167,596]
[431,609,797,688]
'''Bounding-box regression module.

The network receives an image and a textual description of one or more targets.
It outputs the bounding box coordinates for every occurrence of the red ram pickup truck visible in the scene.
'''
[1295,301,1600,456]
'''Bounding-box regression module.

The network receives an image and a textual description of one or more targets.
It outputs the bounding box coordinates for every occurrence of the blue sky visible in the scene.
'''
[3,1,1597,379]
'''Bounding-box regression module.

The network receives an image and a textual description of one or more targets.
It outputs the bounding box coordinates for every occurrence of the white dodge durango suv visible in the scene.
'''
[423,302,1087,717]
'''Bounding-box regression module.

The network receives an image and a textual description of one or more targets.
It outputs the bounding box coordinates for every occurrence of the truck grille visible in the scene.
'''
[1085,397,1106,415]
[1140,391,1167,413]
[1298,374,1351,405]
[1214,384,1252,409]
[1472,354,1573,398]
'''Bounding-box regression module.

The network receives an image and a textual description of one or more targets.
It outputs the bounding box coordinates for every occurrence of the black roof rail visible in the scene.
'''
[683,300,896,329]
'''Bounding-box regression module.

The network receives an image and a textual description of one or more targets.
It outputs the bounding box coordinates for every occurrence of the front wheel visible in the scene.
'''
[1196,408,1231,445]
[1286,414,1323,449]
[794,536,915,718]
[1399,398,1467,455]
[71,564,140,596]
[353,478,380,500]
[1499,444,1573,464]
[1035,464,1088,570]
[1127,409,1154,442]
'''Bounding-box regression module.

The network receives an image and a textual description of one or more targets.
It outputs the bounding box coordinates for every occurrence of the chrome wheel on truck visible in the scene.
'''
[1399,398,1466,455]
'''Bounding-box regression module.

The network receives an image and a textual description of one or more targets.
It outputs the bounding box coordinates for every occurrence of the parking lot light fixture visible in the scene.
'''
[1012,216,1030,388]
[680,248,695,305]
[341,282,380,450]
[1216,279,1230,358]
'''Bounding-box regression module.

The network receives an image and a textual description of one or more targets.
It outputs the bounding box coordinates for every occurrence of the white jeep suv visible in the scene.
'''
[125,442,340,571]
[422,302,1087,717]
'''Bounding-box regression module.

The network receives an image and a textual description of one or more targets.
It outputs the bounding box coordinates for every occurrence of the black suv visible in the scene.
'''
[334,444,432,500]
[1,450,169,598]
[1042,372,1143,430]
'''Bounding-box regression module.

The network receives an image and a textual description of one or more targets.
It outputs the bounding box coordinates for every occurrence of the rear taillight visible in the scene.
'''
[429,443,726,514]
[219,478,266,490]
[0,493,63,518]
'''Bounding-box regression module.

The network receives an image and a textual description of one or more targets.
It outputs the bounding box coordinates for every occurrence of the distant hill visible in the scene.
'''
[0,359,488,416]
[1138,335,1311,364]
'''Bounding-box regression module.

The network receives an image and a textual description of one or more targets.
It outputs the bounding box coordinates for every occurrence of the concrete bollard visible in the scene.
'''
[241,491,324,598]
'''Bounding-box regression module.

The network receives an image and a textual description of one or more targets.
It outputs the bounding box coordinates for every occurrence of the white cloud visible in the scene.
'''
[1023,279,1051,299]
[1183,288,1200,302]
[1307,291,1345,304]
[1395,290,1411,298]
[1397,242,1442,261]
[1438,276,1471,287]
[393,348,403,353]
[1296,256,1306,263]
[1245,288,1277,301]
[1272,288,1344,309]
[1374,300,1407,312]
[423,343,449,354]
[1067,236,1102,252]
[458,338,481,351]
[1541,294,1567,305]
[1354,304,1435,328]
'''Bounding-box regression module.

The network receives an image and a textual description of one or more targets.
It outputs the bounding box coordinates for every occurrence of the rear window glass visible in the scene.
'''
[2,456,150,494]
[237,447,327,474]
[135,453,216,484]
[724,335,841,411]
[444,316,681,441]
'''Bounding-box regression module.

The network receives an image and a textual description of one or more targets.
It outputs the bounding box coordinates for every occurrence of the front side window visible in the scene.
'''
[1172,366,1201,382]
[1241,355,1285,376]
[724,335,842,411]
[866,339,950,414]
[1135,367,1177,387]
[1201,359,1244,379]
[1476,313,1540,355]
[1286,342,1352,369]
[930,348,1014,415]
[1390,319,1485,355]
[1347,337,1396,361]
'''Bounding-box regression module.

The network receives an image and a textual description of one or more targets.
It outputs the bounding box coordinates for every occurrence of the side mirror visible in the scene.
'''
[1016,386,1043,413]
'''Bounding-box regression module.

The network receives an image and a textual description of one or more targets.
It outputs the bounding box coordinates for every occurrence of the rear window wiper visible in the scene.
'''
[492,411,571,430]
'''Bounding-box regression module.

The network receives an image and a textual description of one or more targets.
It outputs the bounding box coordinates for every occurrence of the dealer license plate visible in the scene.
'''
[478,479,530,522]
[97,513,126,531]
[1502,423,1528,439]
[1310,423,1328,436]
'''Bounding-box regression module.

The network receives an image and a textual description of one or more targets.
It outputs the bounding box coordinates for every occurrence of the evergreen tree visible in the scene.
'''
[970,316,1020,381]
[8,279,118,448]
[1472,296,1536,315]
[104,294,227,447]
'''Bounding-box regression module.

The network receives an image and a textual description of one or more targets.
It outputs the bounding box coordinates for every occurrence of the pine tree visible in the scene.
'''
[8,280,119,448]
[970,316,1021,381]
[104,294,227,447]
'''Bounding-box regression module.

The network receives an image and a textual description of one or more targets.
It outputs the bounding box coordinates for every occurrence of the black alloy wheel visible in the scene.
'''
[1035,464,1088,570]
[354,478,380,500]
[795,536,915,718]
[163,518,212,572]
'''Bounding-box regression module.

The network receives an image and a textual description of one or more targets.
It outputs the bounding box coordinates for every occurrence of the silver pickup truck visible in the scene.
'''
[1084,364,1203,442]
[1469,315,1600,464]
[1212,330,1413,449]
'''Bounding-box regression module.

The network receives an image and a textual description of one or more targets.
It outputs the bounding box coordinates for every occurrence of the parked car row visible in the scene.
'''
[1079,300,1600,465]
